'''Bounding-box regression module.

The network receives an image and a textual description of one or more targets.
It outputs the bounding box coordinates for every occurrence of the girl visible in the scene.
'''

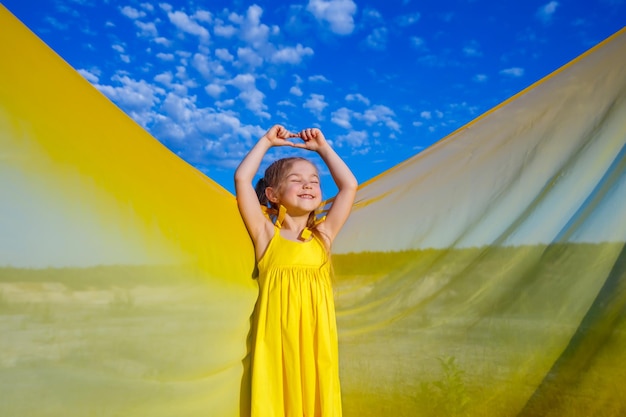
[235,125,358,417]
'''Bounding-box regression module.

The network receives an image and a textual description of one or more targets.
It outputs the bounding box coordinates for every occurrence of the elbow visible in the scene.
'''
[337,179,358,198]
[234,173,251,194]
[234,169,250,185]
[342,177,359,192]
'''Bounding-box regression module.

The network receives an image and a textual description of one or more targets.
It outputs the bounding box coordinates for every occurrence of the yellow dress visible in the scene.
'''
[250,209,342,417]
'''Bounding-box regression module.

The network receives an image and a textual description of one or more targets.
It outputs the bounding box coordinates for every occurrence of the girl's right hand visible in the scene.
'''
[263,124,297,147]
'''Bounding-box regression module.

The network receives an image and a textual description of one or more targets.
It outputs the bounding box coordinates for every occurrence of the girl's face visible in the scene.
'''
[270,160,322,215]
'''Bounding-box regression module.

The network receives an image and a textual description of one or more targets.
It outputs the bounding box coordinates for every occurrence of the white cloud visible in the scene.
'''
[215,98,235,109]
[332,102,401,134]
[167,10,210,41]
[214,19,237,38]
[156,52,175,61]
[78,68,99,83]
[215,48,234,62]
[154,37,171,46]
[420,111,432,119]
[536,1,559,24]
[44,16,68,31]
[154,72,173,86]
[120,6,146,19]
[359,105,400,131]
[237,47,264,68]
[290,85,303,96]
[306,0,357,35]
[153,114,186,141]
[238,5,272,49]
[336,130,370,153]
[473,73,488,82]
[410,36,426,50]
[193,10,212,23]
[304,93,328,116]
[159,3,173,13]
[192,53,226,78]
[172,64,200,90]
[500,67,525,77]
[362,8,383,24]
[228,73,255,90]
[271,44,314,64]
[139,88,266,169]
[95,74,165,127]
[160,91,196,124]
[309,74,330,83]
[331,107,353,129]
[290,74,303,96]
[205,83,226,98]
[111,44,130,63]
[396,12,421,27]
[463,40,482,57]
[228,74,269,116]
[345,93,370,106]
[365,27,388,50]
[135,21,158,37]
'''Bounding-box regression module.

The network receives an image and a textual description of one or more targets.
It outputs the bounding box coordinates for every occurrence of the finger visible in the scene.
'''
[276,127,289,139]
[291,142,310,149]
[300,129,312,141]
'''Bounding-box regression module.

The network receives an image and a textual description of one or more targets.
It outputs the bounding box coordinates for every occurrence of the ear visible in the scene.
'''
[265,187,279,204]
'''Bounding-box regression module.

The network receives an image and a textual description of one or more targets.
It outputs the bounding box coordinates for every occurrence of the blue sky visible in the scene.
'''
[2,0,625,196]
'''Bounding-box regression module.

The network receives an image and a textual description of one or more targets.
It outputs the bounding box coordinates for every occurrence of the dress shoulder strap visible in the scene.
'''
[261,205,327,240]
[260,205,287,229]
[299,215,327,240]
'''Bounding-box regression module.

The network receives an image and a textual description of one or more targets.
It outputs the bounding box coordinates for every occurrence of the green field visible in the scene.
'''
[1,242,625,416]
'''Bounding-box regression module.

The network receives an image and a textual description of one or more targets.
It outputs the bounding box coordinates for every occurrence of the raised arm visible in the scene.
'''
[234,125,295,249]
[295,128,358,244]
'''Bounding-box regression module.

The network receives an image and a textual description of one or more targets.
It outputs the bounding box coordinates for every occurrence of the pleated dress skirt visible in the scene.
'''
[250,224,342,417]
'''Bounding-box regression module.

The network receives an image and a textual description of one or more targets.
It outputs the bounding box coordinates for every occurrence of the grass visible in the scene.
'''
[1,241,625,416]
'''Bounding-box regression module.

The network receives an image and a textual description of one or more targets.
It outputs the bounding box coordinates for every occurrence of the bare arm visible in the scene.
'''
[295,128,358,244]
[234,125,295,252]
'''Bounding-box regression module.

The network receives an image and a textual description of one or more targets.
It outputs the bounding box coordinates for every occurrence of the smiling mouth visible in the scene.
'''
[299,194,315,199]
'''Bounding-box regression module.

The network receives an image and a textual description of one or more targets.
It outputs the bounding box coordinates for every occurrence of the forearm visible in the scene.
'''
[234,136,272,184]
[317,145,358,191]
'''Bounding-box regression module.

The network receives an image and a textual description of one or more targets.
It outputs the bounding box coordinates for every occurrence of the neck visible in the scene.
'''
[280,212,310,232]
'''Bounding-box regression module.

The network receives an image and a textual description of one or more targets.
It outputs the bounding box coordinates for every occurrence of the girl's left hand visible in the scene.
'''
[294,128,329,152]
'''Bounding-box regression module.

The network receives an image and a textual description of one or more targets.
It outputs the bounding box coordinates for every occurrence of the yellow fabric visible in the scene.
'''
[331,25,626,417]
[0,5,256,417]
[2,4,626,417]
[251,219,341,417]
